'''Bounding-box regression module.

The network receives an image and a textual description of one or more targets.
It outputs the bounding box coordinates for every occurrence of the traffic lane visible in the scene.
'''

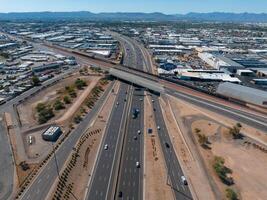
[20,81,115,200]
[116,89,144,200]
[105,85,134,199]
[152,95,192,200]
[170,90,267,132]
[87,84,129,200]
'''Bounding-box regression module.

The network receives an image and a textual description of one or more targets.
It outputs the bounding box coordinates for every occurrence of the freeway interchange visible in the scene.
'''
[1,31,267,200]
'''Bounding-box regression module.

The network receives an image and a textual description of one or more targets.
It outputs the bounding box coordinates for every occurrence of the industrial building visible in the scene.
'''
[216,82,267,108]
[32,62,63,73]
[42,126,62,142]
[198,53,245,73]
[178,69,241,83]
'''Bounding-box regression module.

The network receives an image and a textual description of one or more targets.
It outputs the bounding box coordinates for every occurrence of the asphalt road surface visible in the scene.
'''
[152,94,193,200]
[115,87,144,200]
[86,83,131,200]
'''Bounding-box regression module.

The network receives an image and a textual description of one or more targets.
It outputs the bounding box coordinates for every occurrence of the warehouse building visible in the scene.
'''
[32,62,63,73]
[216,82,267,108]
[42,126,62,142]
[178,69,241,83]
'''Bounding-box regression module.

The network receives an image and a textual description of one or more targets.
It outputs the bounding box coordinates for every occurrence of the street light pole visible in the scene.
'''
[51,142,79,200]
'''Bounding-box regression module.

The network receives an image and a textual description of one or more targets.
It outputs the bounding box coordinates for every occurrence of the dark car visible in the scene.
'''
[118,191,123,198]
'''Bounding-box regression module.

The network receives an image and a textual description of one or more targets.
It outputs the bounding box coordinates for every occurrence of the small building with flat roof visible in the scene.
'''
[42,126,62,142]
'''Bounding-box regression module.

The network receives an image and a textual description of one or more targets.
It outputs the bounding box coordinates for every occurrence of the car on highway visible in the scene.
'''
[157,126,160,130]
[181,175,188,185]
[139,98,143,101]
[118,191,123,198]
[132,108,139,118]
[104,144,108,150]
[116,101,119,105]
[152,99,155,103]
[137,130,141,134]
[136,161,140,168]
[134,136,138,140]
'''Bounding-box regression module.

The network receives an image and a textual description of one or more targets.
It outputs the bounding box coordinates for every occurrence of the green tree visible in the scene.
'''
[226,188,238,200]
[36,103,46,112]
[213,156,234,185]
[32,75,40,86]
[63,96,71,104]
[36,104,54,124]
[75,78,87,90]
[54,100,65,110]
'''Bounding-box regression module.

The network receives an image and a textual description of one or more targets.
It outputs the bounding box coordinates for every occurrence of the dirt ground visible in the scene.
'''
[47,81,120,200]
[168,95,267,200]
[17,73,101,129]
[143,93,173,200]
[55,76,101,124]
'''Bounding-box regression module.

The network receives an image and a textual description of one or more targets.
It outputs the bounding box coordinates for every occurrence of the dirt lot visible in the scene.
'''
[17,73,101,129]
[47,81,120,200]
[143,94,173,200]
[168,95,267,200]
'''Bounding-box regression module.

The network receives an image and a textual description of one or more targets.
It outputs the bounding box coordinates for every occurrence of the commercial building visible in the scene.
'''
[42,126,62,142]
[216,82,267,108]
[198,53,245,72]
[178,69,241,83]
[32,62,63,73]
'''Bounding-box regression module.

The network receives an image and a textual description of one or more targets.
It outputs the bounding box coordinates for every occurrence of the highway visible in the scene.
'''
[121,33,193,199]
[86,30,146,200]
[19,81,115,200]
[4,31,266,200]
[152,94,192,200]
[118,34,194,200]
[85,83,132,199]
[115,86,144,200]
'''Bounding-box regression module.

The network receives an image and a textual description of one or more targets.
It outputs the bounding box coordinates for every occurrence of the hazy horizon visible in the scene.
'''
[0,0,267,14]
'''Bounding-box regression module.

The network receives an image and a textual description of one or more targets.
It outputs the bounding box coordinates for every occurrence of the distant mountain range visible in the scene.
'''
[0,11,267,23]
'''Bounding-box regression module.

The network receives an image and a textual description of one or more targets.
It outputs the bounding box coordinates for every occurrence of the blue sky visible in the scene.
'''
[1,0,267,14]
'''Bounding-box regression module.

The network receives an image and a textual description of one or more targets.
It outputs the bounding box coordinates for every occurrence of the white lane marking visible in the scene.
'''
[37,178,42,184]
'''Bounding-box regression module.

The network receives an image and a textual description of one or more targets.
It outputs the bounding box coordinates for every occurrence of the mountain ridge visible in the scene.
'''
[0,11,267,22]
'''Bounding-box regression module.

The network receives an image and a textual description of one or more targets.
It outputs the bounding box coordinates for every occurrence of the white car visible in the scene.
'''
[157,126,160,130]
[181,175,188,185]
[104,144,108,150]
[137,130,141,134]
[136,161,140,168]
